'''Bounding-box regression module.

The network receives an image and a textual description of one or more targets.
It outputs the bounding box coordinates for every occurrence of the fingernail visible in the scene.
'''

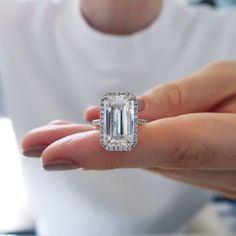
[23,145,48,157]
[43,159,79,171]
[138,98,145,112]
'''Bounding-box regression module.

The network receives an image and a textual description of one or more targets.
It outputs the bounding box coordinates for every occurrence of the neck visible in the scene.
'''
[80,0,162,35]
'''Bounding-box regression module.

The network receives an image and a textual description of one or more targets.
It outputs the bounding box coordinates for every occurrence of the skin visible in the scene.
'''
[22,62,236,198]
[22,61,236,199]
[20,2,236,199]
[80,0,162,35]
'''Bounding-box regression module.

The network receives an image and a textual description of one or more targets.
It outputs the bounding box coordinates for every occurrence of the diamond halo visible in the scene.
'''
[92,92,148,152]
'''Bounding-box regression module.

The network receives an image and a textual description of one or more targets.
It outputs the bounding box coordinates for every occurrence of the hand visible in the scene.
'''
[22,61,236,199]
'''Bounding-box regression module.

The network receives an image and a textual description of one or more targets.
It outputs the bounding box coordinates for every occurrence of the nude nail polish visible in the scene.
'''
[23,145,48,157]
[43,159,79,171]
[138,98,145,112]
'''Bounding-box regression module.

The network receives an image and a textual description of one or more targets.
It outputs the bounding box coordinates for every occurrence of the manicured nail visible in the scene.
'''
[43,159,79,171]
[138,98,145,112]
[23,145,48,157]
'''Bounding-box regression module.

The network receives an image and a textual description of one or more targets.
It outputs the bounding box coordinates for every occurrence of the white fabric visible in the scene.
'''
[0,0,236,235]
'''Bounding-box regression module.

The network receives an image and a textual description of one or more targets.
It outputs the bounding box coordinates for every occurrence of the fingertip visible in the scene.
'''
[83,106,100,122]
[41,130,100,168]
[20,129,36,150]
[137,97,145,112]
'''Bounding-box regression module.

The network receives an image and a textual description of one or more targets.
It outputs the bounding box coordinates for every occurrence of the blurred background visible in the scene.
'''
[0,0,236,235]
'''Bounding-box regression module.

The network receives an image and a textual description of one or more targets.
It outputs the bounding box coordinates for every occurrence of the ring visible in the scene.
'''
[92,92,148,152]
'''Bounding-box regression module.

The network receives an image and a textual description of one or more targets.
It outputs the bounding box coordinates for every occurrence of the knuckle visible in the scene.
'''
[170,138,211,169]
[158,83,183,115]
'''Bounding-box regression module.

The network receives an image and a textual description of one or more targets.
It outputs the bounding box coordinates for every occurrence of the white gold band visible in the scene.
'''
[92,118,148,127]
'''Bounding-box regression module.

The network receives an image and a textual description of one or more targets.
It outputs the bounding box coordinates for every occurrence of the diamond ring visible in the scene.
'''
[92,92,148,152]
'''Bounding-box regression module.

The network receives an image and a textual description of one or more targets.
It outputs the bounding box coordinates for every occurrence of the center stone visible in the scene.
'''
[100,92,138,151]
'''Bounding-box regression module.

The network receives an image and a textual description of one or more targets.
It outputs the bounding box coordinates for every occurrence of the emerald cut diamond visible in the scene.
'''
[100,92,138,152]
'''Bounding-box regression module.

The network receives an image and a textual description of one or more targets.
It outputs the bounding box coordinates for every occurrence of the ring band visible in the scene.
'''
[92,92,149,152]
[92,118,148,126]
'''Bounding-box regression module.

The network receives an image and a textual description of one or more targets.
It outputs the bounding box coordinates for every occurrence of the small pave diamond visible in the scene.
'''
[100,92,138,152]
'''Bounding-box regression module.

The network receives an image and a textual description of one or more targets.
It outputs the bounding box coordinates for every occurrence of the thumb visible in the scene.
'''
[138,62,236,121]
[84,62,236,122]
[137,83,183,121]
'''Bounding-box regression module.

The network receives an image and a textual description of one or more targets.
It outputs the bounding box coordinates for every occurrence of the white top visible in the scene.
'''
[0,0,236,235]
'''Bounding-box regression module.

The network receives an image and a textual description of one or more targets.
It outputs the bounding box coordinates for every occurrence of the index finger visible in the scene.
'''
[41,113,236,171]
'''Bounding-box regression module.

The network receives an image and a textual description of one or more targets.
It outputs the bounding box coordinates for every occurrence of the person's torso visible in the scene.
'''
[0,0,236,234]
